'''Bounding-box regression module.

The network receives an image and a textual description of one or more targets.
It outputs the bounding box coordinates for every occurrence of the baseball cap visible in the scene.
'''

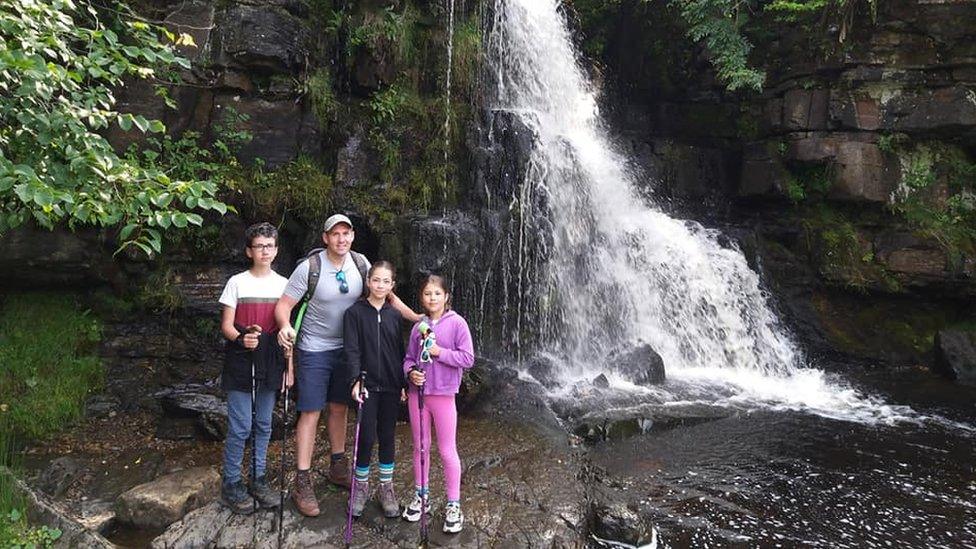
[323,214,354,232]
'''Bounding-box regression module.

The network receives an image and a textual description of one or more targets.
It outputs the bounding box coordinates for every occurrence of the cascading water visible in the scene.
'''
[483,0,928,425]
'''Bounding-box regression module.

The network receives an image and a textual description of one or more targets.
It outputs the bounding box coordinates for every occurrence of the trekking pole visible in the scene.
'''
[246,325,261,546]
[277,350,292,548]
[418,366,428,548]
[345,370,368,546]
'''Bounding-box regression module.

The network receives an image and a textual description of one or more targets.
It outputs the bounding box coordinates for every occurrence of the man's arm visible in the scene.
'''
[275,294,299,349]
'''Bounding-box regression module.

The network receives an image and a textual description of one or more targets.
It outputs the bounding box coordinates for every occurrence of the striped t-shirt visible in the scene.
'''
[218,270,288,333]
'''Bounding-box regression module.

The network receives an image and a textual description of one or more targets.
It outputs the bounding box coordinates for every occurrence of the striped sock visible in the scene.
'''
[378,462,394,483]
[355,465,370,482]
[415,485,429,497]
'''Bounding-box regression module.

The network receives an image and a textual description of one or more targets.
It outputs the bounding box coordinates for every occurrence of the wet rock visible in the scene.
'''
[934,329,976,385]
[335,129,373,188]
[739,141,789,197]
[608,344,666,385]
[1,466,115,548]
[590,502,649,546]
[593,373,610,389]
[0,227,110,288]
[88,451,166,501]
[212,96,318,168]
[526,353,560,389]
[216,5,307,73]
[85,394,120,420]
[115,466,220,530]
[37,457,87,498]
[157,386,227,441]
[829,141,896,203]
[573,416,656,444]
[783,89,829,130]
[474,110,536,205]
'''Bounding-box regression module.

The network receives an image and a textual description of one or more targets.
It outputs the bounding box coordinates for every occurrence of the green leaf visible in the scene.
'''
[118,114,133,131]
[119,223,138,240]
[172,212,188,228]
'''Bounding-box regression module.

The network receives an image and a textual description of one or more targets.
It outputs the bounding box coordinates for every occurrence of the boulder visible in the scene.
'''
[525,353,561,389]
[934,329,976,385]
[590,502,649,546]
[608,344,666,385]
[157,387,227,440]
[593,373,610,389]
[115,466,220,530]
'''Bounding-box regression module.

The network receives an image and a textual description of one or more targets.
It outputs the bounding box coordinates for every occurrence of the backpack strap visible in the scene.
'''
[293,249,323,344]
[349,251,369,298]
[305,252,322,305]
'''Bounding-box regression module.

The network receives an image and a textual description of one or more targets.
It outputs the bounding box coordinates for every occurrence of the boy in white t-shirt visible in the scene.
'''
[217,222,292,514]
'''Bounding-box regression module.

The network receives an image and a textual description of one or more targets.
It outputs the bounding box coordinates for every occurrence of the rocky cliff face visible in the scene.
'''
[583,0,976,366]
[5,0,974,370]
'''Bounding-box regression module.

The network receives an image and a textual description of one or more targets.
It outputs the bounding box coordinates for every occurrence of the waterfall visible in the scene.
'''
[443,0,456,211]
[485,0,802,380]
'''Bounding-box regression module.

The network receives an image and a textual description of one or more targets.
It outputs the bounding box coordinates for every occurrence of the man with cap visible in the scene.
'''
[275,214,417,517]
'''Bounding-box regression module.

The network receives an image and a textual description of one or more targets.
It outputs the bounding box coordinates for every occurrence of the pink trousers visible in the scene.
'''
[407,392,461,501]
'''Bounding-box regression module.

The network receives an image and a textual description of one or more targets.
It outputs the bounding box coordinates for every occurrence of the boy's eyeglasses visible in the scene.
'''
[336,270,349,294]
[249,244,277,251]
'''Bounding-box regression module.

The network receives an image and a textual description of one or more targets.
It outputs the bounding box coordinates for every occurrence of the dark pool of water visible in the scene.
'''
[588,370,976,548]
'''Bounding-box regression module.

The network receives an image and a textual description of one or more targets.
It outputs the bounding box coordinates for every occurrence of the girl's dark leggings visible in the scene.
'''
[354,390,400,468]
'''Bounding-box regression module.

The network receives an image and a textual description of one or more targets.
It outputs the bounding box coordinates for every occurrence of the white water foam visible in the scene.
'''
[485,0,952,427]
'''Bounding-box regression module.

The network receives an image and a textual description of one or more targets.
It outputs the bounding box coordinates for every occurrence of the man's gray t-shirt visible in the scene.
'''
[283,251,370,352]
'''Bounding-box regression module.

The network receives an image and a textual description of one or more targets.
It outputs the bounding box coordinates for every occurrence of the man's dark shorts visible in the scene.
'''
[295,348,351,412]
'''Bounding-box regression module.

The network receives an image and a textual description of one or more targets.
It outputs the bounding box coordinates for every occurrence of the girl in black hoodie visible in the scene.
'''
[343,260,406,518]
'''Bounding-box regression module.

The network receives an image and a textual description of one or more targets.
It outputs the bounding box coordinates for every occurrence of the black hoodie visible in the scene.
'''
[342,299,406,393]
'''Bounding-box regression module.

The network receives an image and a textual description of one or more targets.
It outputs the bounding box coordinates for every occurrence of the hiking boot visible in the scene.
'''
[443,502,463,534]
[221,481,254,515]
[350,480,370,518]
[401,493,431,523]
[328,455,352,489]
[249,476,279,509]
[291,470,320,517]
[377,482,399,518]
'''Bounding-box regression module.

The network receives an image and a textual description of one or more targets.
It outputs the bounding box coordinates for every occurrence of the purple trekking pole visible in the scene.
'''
[418,367,429,547]
[345,370,368,546]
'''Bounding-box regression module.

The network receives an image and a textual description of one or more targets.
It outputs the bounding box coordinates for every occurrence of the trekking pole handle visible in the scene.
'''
[356,370,367,401]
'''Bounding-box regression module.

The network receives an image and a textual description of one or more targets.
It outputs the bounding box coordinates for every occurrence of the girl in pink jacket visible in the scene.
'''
[401,274,475,534]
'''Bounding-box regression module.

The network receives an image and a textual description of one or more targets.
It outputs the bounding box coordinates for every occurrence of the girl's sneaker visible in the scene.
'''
[443,502,463,534]
[351,480,370,518]
[401,493,431,522]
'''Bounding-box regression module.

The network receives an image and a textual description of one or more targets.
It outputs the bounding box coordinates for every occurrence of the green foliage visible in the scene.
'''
[800,204,900,291]
[891,142,976,260]
[670,0,766,91]
[0,509,62,549]
[137,268,185,314]
[764,0,878,42]
[226,156,334,228]
[786,163,833,203]
[307,68,338,125]
[0,294,102,442]
[0,0,228,253]
[450,17,482,95]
